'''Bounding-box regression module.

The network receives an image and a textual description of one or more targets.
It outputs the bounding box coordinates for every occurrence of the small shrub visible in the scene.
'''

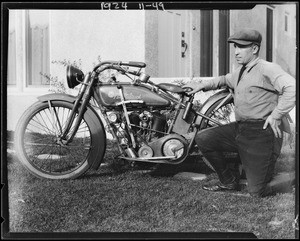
[40,58,83,94]
[40,73,66,93]
[52,59,82,69]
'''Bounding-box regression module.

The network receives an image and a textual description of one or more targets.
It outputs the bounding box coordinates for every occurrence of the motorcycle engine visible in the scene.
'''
[129,110,167,143]
[112,110,188,162]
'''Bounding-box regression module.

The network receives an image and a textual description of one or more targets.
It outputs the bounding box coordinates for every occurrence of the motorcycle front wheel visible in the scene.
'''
[15,100,104,179]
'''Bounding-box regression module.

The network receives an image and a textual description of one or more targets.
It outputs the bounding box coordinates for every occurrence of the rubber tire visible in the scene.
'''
[15,100,105,179]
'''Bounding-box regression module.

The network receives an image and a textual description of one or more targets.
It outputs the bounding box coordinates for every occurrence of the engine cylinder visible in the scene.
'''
[152,112,167,134]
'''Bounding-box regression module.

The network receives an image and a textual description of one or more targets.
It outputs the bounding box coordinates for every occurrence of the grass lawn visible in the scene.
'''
[3,130,298,239]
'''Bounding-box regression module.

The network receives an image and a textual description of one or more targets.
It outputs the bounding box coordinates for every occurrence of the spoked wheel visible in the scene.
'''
[199,95,235,130]
[15,100,105,179]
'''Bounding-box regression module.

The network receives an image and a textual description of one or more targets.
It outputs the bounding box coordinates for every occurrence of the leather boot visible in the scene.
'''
[202,168,239,192]
[202,179,239,192]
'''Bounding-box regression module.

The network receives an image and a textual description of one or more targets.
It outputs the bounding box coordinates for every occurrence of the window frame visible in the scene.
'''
[7,9,50,93]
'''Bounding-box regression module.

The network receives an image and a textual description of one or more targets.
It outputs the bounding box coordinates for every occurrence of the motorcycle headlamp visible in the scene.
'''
[66,65,84,89]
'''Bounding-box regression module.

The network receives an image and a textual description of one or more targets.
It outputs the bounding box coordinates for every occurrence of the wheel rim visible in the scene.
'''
[204,101,235,128]
[22,105,92,176]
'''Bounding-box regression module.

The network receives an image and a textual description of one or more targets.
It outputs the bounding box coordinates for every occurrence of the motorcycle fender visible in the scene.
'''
[37,93,77,103]
[37,93,106,170]
[195,89,233,125]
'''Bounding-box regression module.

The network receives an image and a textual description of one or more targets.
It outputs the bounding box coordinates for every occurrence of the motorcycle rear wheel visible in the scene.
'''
[15,100,103,179]
[199,95,235,129]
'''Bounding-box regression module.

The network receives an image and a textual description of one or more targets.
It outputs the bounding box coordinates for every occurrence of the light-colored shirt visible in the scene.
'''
[201,58,296,121]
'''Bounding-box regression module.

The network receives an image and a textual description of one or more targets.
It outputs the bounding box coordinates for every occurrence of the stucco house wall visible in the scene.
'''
[145,11,159,77]
[50,10,146,79]
[6,5,297,131]
[273,5,297,76]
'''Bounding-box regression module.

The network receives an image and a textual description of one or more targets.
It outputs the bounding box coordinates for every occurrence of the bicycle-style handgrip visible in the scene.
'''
[121,61,146,68]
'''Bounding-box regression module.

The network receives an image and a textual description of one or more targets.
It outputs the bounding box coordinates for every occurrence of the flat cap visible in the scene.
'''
[227,29,262,46]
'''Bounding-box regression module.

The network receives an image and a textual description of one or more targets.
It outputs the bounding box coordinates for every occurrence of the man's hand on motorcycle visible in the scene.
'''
[182,82,205,95]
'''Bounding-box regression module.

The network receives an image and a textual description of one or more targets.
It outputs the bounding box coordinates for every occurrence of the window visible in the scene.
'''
[8,11,17,85]
[7,10,50,87]
[27,10,50,86]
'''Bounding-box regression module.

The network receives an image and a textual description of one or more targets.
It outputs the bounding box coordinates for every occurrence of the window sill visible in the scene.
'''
[7,86,50,95]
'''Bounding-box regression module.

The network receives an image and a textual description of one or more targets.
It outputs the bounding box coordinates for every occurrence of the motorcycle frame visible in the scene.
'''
[62,61,232,163]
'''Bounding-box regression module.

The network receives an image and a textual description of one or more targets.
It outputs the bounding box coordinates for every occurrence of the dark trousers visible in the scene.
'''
[196,121,286,197]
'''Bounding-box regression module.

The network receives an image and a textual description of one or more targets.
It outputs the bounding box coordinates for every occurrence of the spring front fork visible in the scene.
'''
[60,74,94,144]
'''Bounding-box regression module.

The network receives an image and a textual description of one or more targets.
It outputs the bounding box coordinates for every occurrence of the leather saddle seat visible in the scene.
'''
[158,83,186,94]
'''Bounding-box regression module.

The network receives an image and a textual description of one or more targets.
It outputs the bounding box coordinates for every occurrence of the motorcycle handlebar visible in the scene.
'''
[93,60,146,72]
[121,61,146,68]
[93,60,150,84]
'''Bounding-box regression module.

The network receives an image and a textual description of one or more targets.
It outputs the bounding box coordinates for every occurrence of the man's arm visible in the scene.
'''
[270,74,296,119]
[263,66,296,138]
[183,74,232,94]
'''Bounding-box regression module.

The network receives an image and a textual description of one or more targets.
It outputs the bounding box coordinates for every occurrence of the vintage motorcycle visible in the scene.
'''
[15,60,235,179]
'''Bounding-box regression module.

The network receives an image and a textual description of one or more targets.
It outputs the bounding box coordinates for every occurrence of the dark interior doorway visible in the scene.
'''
[218,10,230,75]
[200,10,213,76]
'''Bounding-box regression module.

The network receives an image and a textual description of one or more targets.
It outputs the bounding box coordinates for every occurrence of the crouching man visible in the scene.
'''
[184,29,296,197]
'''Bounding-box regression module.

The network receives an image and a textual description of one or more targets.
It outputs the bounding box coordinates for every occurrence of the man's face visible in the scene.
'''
[234,43,256,65]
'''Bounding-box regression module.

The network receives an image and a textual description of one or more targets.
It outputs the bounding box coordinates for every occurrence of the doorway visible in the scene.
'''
[158,10,187,77]
[266,7,273,61]
[218,10,230,75]
[200,10,213,77]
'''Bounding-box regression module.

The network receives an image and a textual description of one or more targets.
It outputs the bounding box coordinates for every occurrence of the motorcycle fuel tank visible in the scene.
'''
[96,83,171,108]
